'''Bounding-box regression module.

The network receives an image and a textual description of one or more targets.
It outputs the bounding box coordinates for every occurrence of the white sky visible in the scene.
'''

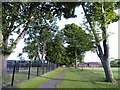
[8,6,118,62]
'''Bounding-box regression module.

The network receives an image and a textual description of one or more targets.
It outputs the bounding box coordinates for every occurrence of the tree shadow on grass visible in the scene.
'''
[40,75,100,83]
[40,75,120,84]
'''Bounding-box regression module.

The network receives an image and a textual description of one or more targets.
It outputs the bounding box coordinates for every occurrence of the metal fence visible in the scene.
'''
[2,60,59,88]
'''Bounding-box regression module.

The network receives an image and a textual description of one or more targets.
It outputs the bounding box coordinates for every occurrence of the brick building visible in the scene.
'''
[78,62,102,67]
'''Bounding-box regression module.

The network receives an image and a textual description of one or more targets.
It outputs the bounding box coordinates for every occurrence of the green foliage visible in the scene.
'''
[63,23,94,63]
[110,59,120,67]
[83,2,119,25]
[3,2,120,66]
[22,19,58,60]
[82,2,119,45]
[2,2,81,56]
[51,2,81,19]
[46,31,66,64]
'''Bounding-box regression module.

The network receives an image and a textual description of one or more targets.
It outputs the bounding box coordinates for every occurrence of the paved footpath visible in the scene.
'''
[38,72,64,89]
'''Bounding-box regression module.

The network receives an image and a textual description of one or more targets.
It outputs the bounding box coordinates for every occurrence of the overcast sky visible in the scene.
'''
[8,6,118,62]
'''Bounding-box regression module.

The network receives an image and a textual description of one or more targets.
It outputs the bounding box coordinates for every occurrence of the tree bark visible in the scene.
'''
[2,55,9,85]
[97,45,115,82]
[2,36,10,79]
[41,42,46,74]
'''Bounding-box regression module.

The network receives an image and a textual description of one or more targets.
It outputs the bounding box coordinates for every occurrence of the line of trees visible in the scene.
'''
[1,2,120,83]
[2,2,81,76]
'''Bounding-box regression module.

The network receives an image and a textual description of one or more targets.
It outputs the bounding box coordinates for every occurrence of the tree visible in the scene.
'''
[81,2,119,82]
[46,31,66,65]
[21,18,58,74]
[63,23,94,68]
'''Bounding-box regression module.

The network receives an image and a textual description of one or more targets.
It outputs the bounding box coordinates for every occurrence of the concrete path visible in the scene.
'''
[38,72,64,89]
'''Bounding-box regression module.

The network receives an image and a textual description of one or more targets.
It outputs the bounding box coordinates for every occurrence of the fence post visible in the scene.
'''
[49,62,51,72]
[57,64,59,68]
[53,63,54,70]
[28,61,31,79]
[42,61,44,74]
[45,63,47,73]
[11,61,16,86]
[49,62,51,71]
[54,63,55,70]
[55,64,56,69]
[37,61,39,76]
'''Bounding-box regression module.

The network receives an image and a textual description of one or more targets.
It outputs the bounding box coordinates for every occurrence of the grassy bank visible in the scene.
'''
[15,67,64,88]
[57,67,119,88]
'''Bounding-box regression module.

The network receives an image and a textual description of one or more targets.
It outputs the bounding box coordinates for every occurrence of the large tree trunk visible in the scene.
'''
[2,36,9,78]
[97,45,115,82]
[41,42,46,74]
[0,31,2,89]
[2,55,9,88]
[102,58,115,82]
[2,56,8,76]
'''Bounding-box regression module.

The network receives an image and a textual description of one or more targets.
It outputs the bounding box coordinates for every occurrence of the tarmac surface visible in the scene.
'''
[38,72,64,89]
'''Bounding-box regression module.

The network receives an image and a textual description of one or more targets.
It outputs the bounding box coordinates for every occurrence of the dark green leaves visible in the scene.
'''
[63,23,94,63]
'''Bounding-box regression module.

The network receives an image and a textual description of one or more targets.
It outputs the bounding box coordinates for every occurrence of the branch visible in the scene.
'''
[9,11,20,33]
[101,2,109,58]
[97,45,104,59]
[11,3,34,53]
[40,11,47,24]
[81,3,104,59]
[12,22,29,50]
[11,24,23,32]
[81,3,99,45]
[96,49,99,57]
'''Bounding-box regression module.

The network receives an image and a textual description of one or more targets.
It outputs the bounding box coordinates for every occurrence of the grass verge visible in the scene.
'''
[56,67,119,88]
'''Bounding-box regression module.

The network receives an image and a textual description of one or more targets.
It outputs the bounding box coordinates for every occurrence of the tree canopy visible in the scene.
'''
[2,2,81,57]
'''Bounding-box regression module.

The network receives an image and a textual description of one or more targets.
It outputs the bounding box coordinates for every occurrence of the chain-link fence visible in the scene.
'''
[2,60,59,88]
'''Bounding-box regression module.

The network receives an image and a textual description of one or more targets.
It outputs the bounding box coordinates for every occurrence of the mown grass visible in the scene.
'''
[15,67,64,89]
[56,67,119,88]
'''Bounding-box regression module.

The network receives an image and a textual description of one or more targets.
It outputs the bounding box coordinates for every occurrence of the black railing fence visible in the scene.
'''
[2,60,60,88]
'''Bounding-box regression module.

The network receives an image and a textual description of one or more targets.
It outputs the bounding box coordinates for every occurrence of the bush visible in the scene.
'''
[110,59,120,67]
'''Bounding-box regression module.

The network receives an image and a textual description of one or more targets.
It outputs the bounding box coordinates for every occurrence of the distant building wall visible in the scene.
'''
[78,62,102,67]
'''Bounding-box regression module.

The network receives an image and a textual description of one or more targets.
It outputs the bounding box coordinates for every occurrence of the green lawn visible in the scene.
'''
[6,67,119,89]
[57,67,119,88]
[15,67,64,88]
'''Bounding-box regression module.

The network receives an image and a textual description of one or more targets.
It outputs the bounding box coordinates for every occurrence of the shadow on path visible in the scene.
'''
[40,76,81,82]
[38,72,64,89]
